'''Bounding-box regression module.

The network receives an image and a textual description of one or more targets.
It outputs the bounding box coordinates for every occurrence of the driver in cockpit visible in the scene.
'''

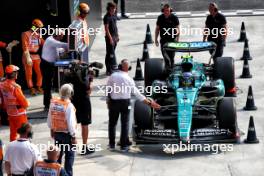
[181,56,194,87]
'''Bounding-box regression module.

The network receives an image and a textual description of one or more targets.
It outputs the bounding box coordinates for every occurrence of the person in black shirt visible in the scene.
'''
[203,2,227,59]
[63,63,94,155]
[155,4,180,69]
[104,2,119,75]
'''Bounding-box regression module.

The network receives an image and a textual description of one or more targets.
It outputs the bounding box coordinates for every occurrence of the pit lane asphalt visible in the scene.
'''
[1,15,264,176]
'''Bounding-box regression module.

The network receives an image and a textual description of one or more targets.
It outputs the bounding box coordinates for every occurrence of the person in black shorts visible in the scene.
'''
[203,2,227,60]
[155,3,180,70]
[103,2,119,75]
[64,64,94,155]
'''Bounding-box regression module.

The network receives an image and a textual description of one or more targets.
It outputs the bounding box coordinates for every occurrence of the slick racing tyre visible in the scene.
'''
[134,100,153,130]
[214,57,235,96]
[145,58,165,87]
[217,97,237,133]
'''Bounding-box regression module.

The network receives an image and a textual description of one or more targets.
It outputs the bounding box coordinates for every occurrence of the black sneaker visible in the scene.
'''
[121,14,129,18]
[81,145,95,155]
[120,146,129,152]
[108,144,115,151]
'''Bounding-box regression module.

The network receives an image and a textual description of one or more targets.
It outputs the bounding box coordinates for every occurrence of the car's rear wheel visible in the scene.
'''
[217,97,237,133]
[145,58,165,88]
[214,57,236,96]
[134,100,153,130]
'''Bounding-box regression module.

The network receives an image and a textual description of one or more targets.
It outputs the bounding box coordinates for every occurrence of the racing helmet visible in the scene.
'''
[182,72,193,87]
[181,55,193,72]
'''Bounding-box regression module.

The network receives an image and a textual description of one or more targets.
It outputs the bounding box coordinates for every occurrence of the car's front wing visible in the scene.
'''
[133,127,240,144]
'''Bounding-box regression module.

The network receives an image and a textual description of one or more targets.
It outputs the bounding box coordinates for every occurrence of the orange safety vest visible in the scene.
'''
[21,30,43,60]
[34,161,61,176]
[0,80,26,116]
[0,140,3,160]
[77,16,89,45]
[50,98,69,132]
[83,20,89,45]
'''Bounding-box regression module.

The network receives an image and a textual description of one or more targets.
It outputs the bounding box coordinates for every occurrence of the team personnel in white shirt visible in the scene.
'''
[41,32,68,111]
[47,83,77,176]
[106,59,160,151]
[4,123,42,176]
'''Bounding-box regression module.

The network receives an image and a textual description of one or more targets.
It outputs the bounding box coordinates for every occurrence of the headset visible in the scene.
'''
[161,3,173,13]
[118,59,131,71]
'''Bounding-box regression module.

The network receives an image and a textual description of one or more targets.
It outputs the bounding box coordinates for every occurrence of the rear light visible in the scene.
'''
[227,87,237,93]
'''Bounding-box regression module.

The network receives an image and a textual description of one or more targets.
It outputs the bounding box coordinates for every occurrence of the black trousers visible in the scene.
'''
[54,132,75,176]
[40,59,55,108]
[113,0,125,15]
[105,37,117,73]
[108,99,130,147]
[161,41,175,69]
[209,40,224,59]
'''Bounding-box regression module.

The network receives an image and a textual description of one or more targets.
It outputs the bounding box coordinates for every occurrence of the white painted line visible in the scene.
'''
[253,11,264,15]
[146,12,161,16]
[130,15,147,18]
[223,12,237,16]
[112,9,264,19]
[191,13,207,17]
[236,10,253,15]
[129,13,147,16]
[174,12,192,16]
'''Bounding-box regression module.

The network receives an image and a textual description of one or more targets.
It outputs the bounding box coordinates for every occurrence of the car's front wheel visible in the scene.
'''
[134,100,153,130]
[217,97,238,133]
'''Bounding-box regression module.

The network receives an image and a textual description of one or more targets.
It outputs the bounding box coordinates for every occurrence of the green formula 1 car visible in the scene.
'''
[133,41,239,144]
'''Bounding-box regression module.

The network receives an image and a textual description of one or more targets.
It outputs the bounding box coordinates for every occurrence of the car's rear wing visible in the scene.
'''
[163,41,216,52]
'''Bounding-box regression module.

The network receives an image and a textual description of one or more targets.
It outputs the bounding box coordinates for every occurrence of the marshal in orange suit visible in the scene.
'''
[21,19,45,95]
[0,65,30,141]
